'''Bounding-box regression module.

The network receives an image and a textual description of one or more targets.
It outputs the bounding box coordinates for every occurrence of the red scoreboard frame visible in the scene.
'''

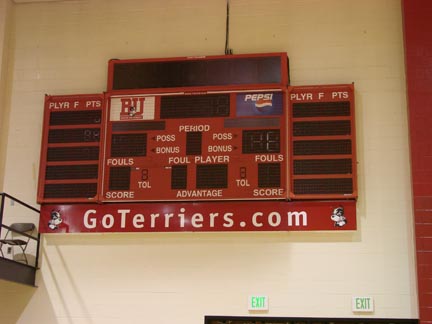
[37,53,357,205]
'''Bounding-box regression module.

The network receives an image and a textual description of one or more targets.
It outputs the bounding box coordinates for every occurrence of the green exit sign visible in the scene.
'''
[352,296,374,312]
[248,295,269,311]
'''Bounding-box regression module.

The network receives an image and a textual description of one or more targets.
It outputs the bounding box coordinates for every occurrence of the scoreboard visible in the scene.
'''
[37,53,357,204]
[103,90,287,201]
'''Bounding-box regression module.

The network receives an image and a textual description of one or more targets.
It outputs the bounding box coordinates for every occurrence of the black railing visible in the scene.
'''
[0,192,40,269]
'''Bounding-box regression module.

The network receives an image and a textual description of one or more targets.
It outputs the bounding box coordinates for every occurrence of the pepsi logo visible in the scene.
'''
[244,93,273,112]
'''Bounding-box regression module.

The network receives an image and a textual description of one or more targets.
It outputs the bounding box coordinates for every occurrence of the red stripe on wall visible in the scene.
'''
[403,0,432,323]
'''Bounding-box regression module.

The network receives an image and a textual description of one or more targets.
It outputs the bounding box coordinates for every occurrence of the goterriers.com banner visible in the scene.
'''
[39,200,356,233]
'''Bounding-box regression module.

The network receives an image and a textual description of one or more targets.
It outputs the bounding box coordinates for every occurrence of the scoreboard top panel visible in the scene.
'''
[107,52,289,93]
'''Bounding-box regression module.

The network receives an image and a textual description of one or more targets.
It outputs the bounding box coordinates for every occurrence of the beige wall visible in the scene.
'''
[0,0,12,191]
[1,0,416,323]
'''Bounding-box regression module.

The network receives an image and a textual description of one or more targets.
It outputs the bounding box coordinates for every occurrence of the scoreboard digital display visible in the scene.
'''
[102,90,287,201]
[107,52,289,92]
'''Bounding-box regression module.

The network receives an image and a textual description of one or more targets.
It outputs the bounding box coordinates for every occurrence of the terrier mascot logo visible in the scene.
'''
[330,206,347,227]
[48,210,63,230]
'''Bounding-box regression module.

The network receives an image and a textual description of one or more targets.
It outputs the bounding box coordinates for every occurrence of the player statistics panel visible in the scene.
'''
[37,94,105,203]
[101,89,288,202]
[288,84,357,200]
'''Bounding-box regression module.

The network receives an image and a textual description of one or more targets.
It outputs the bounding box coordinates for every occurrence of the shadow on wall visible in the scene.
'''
[6,275,59,324]
[42,231,361,247]
[0,280,36,324]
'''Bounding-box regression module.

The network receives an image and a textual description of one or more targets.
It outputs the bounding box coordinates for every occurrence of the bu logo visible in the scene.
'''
[120,97,145,120]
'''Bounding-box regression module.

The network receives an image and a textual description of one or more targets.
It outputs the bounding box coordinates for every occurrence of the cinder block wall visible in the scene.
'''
[0,0,12,191]
[0,1,417,323]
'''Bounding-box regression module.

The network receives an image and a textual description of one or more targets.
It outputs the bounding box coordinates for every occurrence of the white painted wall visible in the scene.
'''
[0,0,12,191]
[0,0,416,323]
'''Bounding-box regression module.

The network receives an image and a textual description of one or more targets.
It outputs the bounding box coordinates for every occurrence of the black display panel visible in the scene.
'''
[47,147,99,161]
[44,183,97,199]
[111,134,147,157]
[258,163,281,187]
[293,139,352,156]
[292,101,351,117]
[160,94,230,119]
[186,132,202,155]
[48,128,101,143]
[109,167,131,190]
[242,129,280,154]
[110,55,285,90]
[171,165,188,189]
[293,120,351,136]
[112,121,165,132]
[45,165,99,180]
[294,158,352,175]
[196,165,228,189]
[293,178,353,194]
[49,110,101,125]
